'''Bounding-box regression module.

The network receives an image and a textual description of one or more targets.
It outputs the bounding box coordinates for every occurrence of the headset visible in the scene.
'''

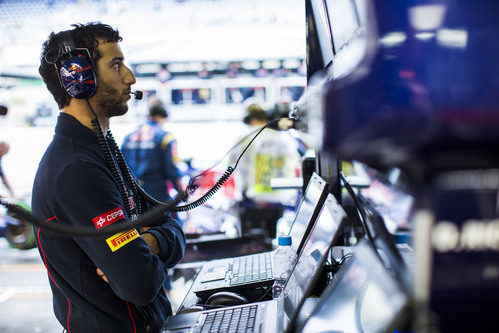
[53,31,98,99]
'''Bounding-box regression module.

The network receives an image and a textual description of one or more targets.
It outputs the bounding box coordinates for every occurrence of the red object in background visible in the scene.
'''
[196,170,235,199]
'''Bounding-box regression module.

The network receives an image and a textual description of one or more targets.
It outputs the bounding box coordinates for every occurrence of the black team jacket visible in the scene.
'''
[32,113,186,332]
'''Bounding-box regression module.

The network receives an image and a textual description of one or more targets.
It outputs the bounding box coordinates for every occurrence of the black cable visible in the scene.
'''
[1,195,181,237]
[186,119,278,186]
[192,304,226,309]
[0,118,282,236]
[107,130,142,214]
[233,120,278,169]
[339,171,376,248]
[170,166,233,212]
[107,130,158,210]
[255,285,273,303]
[169,119,279,212]
[87,100,135,218]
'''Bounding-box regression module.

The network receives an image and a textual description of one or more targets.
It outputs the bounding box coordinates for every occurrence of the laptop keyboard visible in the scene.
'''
[196,305,259,333]
[229,253,273,286]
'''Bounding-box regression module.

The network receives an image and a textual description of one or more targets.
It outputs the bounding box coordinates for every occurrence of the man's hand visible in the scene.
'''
[96,268,108,283]
[141,232,160,255]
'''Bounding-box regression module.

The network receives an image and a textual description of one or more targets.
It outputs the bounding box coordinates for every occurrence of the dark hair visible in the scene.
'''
[243,103,267,124]
[39,22,122,109]
[149,103,168,118]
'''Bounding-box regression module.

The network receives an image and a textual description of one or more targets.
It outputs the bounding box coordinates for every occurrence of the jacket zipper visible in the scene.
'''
[134,304,152,332]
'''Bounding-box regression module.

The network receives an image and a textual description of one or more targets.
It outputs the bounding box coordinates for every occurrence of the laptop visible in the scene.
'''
[193,173,329,298]
[162,193,347,333]
[294,240,410,333]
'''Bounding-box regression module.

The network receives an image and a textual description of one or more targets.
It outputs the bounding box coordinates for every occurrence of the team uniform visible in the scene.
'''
[31,113,185,332]
[230,127,301,238]
[230,127,301,206]
[121,120,182,203]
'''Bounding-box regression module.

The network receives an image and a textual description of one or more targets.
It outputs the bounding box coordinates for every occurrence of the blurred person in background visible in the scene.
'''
[121,101,184,206]
[230,103,301,238]
[0,141,15,198]
[121,103,186,290]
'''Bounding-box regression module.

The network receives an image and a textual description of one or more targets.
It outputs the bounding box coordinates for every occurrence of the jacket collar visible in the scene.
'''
[55,112,99,144]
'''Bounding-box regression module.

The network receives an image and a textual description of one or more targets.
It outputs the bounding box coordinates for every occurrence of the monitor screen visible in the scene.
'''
[325,0,369,79]
[361,179,414,232]
[325,0,361,53]
[282,193,346,327]
[321,1,499,170]
[309,0,334,69]
[299,241,408,333]
[288,172,328,254]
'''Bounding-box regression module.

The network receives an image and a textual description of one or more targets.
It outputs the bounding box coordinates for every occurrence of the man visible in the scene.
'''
[230,103,301,238]
[121,102,183,204]
[32,23,185,332]
[0,141,15,198]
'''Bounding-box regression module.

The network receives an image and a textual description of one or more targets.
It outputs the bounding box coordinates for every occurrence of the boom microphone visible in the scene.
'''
[131,91,143,100]
[0,105,8,116]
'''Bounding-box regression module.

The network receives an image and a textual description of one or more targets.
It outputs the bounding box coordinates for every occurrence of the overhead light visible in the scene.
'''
[168,63,188,72]
[437,29,468,48]
[283,59,301,69]
[263,59,280,69]
[379,32,407,47]
[135,64,161,74]
[415,32,436,41]
[408,5,447,31]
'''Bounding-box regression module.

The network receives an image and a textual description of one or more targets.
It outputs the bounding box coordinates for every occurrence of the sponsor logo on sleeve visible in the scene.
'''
[92,207,125,229]
[106,229,139,252]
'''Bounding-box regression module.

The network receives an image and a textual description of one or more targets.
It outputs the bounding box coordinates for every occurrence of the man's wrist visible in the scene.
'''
[141,232,160,255]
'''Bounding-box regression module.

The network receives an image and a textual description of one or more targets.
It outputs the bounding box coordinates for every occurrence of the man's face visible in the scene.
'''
[93,41,136,118]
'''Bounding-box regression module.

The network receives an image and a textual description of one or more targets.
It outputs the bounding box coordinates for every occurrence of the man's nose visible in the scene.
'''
[124,66,136,85]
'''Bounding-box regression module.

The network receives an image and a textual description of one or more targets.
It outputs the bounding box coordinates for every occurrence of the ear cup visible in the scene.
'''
[59,54,97,99]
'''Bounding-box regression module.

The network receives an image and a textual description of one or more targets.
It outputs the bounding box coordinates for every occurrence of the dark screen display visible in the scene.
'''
[283,194,345,321]
[321,1,499,170]
[288,174,326,254]
[299,241,407,332]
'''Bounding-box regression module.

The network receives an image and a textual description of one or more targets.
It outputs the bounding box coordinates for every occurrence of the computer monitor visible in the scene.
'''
[297,240,409,333]
[288,172,329,255]
[306,0,334,82]
[282,193,347,332]
[321,1,499,171]
[361,178,414,233]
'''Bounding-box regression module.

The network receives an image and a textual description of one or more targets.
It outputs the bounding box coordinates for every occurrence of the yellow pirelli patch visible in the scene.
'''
[106,229,139,252]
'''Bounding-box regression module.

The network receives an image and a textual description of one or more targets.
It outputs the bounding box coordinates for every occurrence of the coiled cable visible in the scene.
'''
[0,118,279,237]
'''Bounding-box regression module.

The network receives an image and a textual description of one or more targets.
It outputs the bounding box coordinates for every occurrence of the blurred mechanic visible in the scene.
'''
[121,102,183,204]
[230,103,301,238]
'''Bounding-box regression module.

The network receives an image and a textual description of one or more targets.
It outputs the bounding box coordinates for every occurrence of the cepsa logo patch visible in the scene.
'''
[106,229,139,252]
[92,207,125,229]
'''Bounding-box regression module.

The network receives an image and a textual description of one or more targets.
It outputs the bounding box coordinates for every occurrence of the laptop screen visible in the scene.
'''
[288,172,328,254]
[282,193,346,328]
[361,178,414,233]
[298,240,408,333]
